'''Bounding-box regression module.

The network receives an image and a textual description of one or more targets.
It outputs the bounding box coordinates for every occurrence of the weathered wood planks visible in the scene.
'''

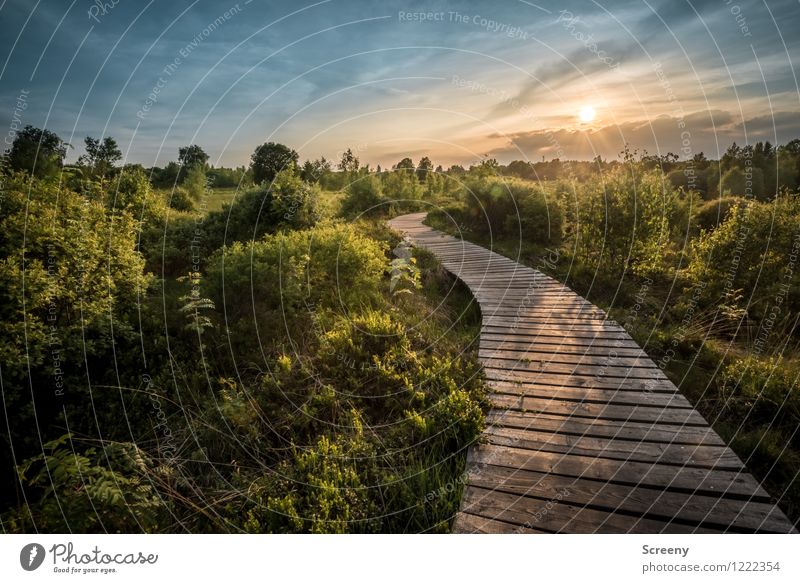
[388,212,796,534]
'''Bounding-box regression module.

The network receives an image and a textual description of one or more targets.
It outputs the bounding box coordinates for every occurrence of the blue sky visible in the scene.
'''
[1,0,798,167]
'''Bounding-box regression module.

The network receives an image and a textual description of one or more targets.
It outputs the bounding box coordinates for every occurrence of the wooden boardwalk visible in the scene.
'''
[389,212,796,534]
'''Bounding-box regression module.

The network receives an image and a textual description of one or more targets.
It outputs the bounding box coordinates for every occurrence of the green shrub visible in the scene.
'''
[718,356,800,427]
[0,172,154,445]
[242,426,380,534]
[198,167,319,250]
[457,176,562,244]
[183,165,208,201]
[341,174,386,217]
[5,436,165,533]
[205,223,387,337]
[693,196,742,231]
[107,166,166,221]
[572,168,689,278]
[167,187,195,211]
[686,195,800,323]
[721,166,765,199]
[382,169,422,204]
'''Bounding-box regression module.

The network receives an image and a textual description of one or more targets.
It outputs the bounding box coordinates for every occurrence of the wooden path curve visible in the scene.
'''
[388,212,796,534]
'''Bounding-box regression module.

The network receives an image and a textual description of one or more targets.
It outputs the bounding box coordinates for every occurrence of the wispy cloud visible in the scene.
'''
[486,109,799,162]
[0,0,797,166]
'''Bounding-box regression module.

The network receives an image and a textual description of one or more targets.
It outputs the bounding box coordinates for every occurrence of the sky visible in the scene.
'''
[1,0,798,168]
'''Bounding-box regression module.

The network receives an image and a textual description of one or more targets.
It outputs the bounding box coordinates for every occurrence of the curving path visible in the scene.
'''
[389,212,796,534]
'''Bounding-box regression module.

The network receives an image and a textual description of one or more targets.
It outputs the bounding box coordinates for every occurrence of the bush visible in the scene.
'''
[204,167,319,249]
[243,429,380,533]
[204,223,387,342]
[515,184,563,244]
[718,356,800,427]
[5,436,165,533]
[341,174,386,217]
[721,166,765,199]
[207,165,250,187]
[458,176,562,244]
[224,306,485,532]
[668,168,690,190]
[0,173,156,517]
[693,196,742,231]
[166,187,195,212]
[686,195,800,324]
[183,165,208,201]
[199,224,486,532]
[572,168,689,278]
[109,166,167,222]
[381,169,422,205]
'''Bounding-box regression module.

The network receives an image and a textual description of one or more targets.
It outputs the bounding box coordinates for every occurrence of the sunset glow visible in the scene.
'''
[579,106,597,123]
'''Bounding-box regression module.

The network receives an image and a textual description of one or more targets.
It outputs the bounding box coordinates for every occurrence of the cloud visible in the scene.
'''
[1,0,798,167]
[735,111,800,141]
[489,40,639,118]
[486,109,799,161]
[635,0,724,37]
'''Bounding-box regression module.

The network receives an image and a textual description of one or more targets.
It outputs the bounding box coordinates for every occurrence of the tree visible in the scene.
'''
[506,160,534,179]
[5,125,69,178]
[338,148,360,173]
[153,161,181,187]
[471,158,499,178]
[301,157,331,183]
[382,167,422,202]
[416,156,433,183]
[111,166,166,220]
[687,197,800,321]
[721,167,765,199]
[183,165,208,202]
[202,167,318,249]
[780,139,800,157]
[721,142,742,171]
[251,142,298,184]
[178,144,209,169]
[692,152,709,169]
[395,157,414,171]
[341,174,384,217]
[78,136,122,178]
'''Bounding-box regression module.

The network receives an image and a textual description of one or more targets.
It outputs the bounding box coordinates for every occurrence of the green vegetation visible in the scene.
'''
[427,145,800,523]
[0,129,485,533]
[3,123,799,531]
[4,125,69,178]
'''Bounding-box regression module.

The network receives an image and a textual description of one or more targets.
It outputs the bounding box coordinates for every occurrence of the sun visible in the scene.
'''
[579,106,596,123]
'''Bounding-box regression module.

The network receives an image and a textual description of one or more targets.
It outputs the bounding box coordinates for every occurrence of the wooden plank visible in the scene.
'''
[453,511,550,533]
[483,425,742,469]
[481,312,612,322]
[480,347,655,366]
[481,357,666,378]
[482,325,632,339]
[486,410,727,447]
[485,380,690,406]
[484,369,679,393]
[469,444,769,499]
[459,486,721,533]
[483,317,626,331]
[488,394,709,425]
[388,213,795,534]
[465,464,794,533]
[481,331,645,349]
[481,340,648,358]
